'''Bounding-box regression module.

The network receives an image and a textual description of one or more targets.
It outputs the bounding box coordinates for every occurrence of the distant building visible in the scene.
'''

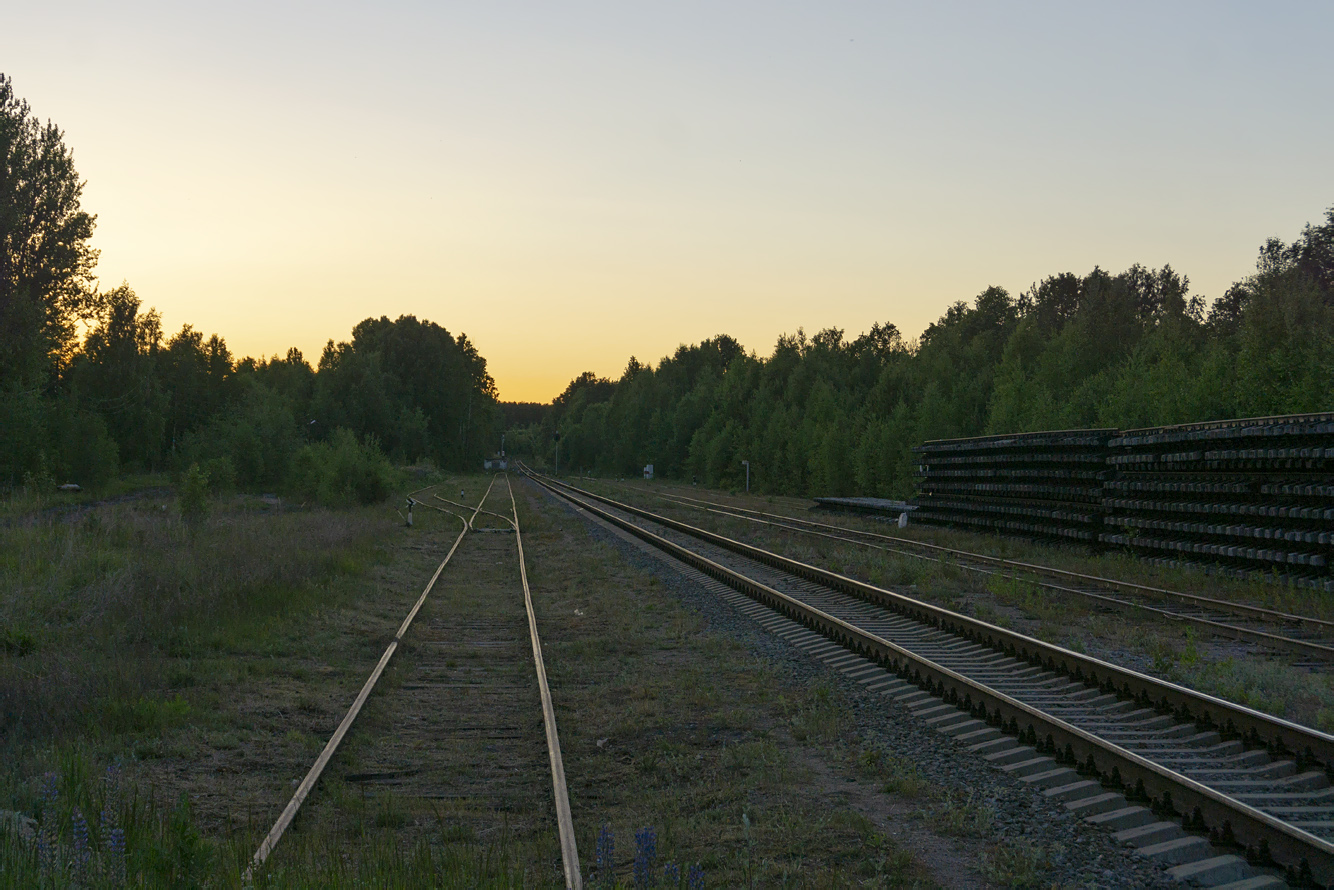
[484,456,508,470]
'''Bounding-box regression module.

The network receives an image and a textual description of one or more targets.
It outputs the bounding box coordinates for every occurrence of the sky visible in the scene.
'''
[4,2,1332,401]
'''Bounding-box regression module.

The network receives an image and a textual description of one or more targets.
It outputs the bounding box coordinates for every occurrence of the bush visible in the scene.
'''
[178,382,298,489]
[197,456,236,494]
[53,404,119,488]
[179,463,211,525]
[290,428,395,506]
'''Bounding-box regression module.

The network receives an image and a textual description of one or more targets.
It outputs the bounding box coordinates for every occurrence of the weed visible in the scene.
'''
[929,789,995,837]
[981,837,1054,887]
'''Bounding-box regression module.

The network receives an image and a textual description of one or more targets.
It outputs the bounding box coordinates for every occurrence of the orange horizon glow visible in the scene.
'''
[6,3,1332,403]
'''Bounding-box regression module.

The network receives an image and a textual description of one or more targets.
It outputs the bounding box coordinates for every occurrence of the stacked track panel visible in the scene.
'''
[1101,414,1334,591]
[911,430,1114,542]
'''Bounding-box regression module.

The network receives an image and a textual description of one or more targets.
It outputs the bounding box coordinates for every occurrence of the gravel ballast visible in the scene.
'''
[532,479,1182,889]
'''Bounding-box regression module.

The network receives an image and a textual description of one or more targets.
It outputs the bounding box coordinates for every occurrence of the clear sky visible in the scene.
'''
[5,2,1332,401]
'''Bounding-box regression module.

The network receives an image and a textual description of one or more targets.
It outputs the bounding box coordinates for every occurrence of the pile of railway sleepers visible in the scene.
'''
[1101,414,1334,592]
[908,414,1334,590]
[911,430,1115,542]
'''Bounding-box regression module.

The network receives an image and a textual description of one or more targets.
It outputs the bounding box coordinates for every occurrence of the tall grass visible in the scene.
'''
[1,497,390,745]
[0,490,402,885]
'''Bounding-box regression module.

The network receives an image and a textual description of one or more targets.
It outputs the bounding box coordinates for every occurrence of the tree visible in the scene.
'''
[69,284,167,469]
[0,73,101,386]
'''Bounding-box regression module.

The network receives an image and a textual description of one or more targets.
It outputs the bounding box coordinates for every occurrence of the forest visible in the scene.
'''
[530,208,1334,497]
[0,75,500,501]
[5,71,1331,504]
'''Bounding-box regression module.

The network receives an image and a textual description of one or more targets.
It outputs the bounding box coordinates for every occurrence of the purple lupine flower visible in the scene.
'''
[108,826,127,883]
[687,862,704,889]
[40,772,59,804]
[633,826,657,887]
[663,861,681,886]
[595,823,615,886]
[71,806,91,872]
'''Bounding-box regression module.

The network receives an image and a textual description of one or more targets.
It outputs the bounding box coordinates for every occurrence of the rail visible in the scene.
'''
[654,491,1334,662]
[245,476,494,876]
[247,476,581,889]
[525,468,1334,885]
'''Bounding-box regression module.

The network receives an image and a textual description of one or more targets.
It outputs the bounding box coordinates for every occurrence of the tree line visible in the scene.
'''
[534,207,1334,497]
[0,74,499,499]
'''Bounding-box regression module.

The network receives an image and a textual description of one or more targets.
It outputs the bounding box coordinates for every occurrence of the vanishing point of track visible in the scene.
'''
[529,471,1334,888]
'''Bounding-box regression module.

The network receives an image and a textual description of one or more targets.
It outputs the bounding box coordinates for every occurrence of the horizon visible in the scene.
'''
[4,2,1332,401]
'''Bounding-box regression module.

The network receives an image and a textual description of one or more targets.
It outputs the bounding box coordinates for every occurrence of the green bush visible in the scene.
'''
[178,463,211,524]
[53,403,120,488]
[197,456,237,494]
[290,428,395,506]
[178,381,298,489]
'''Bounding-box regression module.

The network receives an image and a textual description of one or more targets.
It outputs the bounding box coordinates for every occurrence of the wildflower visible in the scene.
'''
[633,825,657,887]
[687,862,705,889]
[595,823,615,886]
[108,826,127,882]
[663,861,681,886]
[40,772,59,804]
[71,806,91,872]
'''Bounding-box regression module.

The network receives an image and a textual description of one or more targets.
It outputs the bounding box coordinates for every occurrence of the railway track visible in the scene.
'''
[248,476,581,888]
[645,489,1334,665]
[528,471,1334,888]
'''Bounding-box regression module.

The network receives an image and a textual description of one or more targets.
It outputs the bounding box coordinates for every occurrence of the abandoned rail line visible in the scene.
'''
[247,475,581,889]
[527,470,1334,888]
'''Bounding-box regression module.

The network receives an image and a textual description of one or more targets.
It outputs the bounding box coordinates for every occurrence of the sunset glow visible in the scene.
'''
[5,2,1332,400]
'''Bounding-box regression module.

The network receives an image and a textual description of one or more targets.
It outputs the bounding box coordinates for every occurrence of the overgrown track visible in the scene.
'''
[249,476,581,889]
[528,471,1334,888]
[655,491,1334,665]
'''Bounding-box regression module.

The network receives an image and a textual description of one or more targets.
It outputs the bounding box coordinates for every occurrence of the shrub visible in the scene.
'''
[290,428,395,506]
[178,382,298,489]
[197,456,236,494]
[178,463,211,525]
[57,409,119,489]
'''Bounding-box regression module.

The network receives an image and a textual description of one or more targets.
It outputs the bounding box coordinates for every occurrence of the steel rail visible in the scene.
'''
[656,494,1334,663]
[526,471,1334,886]
[418,479,581,887]
[661,491,1334,635]
[507,475,581,889]
[246,477,495,876]
[432,492,515,530]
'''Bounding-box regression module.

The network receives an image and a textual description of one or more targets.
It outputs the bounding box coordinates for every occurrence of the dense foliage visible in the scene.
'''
[0,75,498,495]
[538,209,1334,497]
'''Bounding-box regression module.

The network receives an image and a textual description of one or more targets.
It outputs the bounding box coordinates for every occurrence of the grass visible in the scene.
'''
[0,479,410,885]
[593,477,1334,732]
[2,470,1047,886]
[513,482,943,887]
[0,489,391,747]
[980,837,1056,888]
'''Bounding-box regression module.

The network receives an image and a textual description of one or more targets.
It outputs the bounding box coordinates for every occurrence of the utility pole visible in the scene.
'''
[742,460,750,493]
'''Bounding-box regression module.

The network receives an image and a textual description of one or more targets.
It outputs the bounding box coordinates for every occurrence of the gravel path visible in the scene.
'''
[532,480,1181,889]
